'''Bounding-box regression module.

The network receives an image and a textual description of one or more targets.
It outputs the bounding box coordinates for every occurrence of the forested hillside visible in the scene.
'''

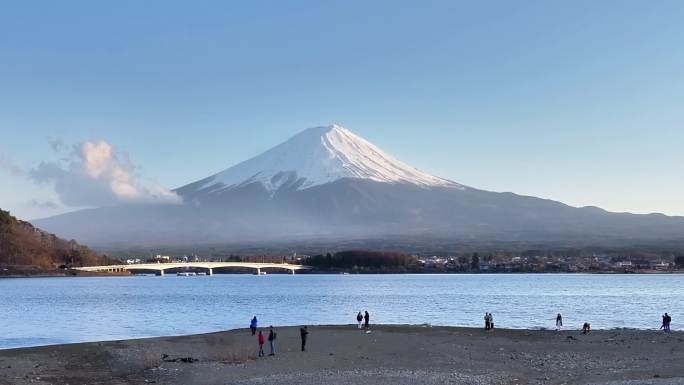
[0,208,113,271]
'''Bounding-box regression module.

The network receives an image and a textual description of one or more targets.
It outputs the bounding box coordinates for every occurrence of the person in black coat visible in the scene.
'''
[268,326,277,355]
[364,311,370,329]
[300,326,308,351]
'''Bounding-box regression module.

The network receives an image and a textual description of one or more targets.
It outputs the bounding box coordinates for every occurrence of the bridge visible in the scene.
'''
[73,262,311,276]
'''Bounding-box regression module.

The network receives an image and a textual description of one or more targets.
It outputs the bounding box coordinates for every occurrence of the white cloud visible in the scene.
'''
[81,141,112,178]
[29,140,181,207]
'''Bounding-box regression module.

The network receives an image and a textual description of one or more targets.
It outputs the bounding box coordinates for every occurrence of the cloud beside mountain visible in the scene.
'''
[27,140,181,208]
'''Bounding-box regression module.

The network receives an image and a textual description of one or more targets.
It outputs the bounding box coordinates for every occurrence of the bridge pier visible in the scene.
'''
[290,269,295,275]
[256,268,261,275]
[156,270,164,277]
[207,268,213,276]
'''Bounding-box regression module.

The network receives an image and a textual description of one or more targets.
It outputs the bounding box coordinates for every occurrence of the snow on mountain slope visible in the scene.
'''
[186,124,463,194]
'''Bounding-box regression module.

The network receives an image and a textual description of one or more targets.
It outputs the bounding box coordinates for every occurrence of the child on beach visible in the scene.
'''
[257,330,265,357]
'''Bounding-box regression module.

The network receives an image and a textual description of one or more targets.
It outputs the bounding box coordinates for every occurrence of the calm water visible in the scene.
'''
[1,274,682,349]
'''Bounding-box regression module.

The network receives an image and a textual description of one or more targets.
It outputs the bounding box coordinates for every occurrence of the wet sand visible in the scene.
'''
[0,325,682,385]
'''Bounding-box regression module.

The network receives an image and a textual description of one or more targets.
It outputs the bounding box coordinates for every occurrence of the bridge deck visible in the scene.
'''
[74,262,311,274]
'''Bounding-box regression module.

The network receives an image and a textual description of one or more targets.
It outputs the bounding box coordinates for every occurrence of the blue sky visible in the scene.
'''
[1,0,683,219]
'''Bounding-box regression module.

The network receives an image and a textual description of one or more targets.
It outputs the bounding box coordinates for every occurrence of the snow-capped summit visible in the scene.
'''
[183,124,462,195]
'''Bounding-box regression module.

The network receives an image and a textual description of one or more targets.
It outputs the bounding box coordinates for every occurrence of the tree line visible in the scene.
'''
[306,250,415,270]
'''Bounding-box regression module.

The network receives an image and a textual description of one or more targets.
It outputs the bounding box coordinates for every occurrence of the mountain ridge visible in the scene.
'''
[32,125,684,248]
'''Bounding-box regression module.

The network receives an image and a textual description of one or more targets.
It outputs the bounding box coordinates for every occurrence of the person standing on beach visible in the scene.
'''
[300,326,308,351]
[556,313,563,330]
[489,313,494,329]
[664,313,672,332]
[364,311,370,329]
[250,316,258,336]
[268,326,277,355]
[356,312,363,329]
[582,322,591,334]
[484,313,490,330]
[257,330,265,357]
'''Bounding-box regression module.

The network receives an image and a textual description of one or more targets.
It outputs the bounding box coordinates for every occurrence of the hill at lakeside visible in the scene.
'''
[0,209,115,275]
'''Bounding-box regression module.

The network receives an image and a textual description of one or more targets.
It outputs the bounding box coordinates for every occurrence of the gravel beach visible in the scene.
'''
[0,325,682,385]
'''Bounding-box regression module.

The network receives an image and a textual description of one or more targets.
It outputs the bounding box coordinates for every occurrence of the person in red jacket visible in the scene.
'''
[258,330,265,357]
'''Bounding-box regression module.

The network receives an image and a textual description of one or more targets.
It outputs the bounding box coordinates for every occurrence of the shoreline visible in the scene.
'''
[1,325,682,385]
[1,324,676,351]
[2,270,683,279]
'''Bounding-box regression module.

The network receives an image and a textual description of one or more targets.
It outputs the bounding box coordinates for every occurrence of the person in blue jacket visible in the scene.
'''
[250,316,258,335]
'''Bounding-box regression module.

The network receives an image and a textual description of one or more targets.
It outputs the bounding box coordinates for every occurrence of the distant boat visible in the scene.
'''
[253,271,267,275]
[177,272,197,277]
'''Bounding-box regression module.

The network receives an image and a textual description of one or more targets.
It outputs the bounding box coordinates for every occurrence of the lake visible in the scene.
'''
[1,273,681,349]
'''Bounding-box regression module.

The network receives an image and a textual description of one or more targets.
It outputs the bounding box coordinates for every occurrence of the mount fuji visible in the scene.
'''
[178,124,461,199]
[33,125,684,248]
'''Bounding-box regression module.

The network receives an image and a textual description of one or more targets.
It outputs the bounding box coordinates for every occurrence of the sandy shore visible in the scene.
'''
[0,325,682,385]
